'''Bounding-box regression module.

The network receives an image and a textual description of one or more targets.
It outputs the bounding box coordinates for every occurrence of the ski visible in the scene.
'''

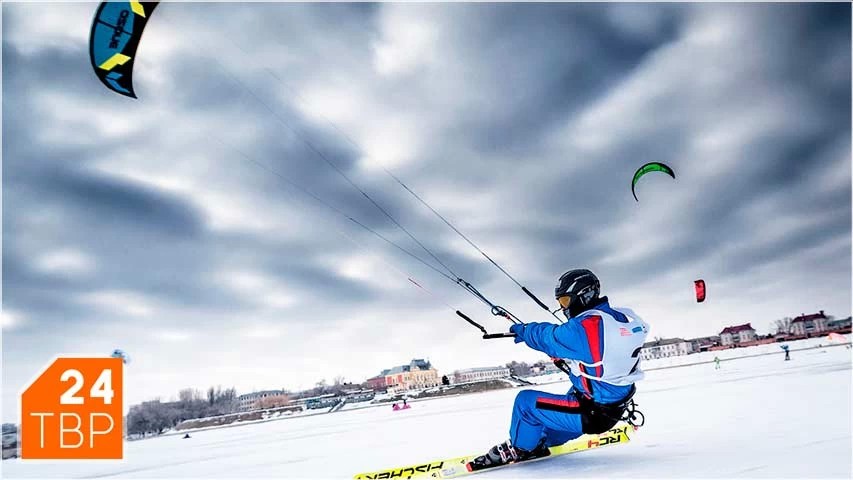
[353,423,635,479]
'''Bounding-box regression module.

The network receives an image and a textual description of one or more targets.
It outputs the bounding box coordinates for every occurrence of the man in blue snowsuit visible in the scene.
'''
[470,269,649,469]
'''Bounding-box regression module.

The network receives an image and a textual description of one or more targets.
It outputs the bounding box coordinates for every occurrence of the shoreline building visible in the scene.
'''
[452,366,511,384]
[373,359,440,393]
[640,338,694,360]
[687,335,721,353]
[790,311,829,336]
[826,316,852,333]
[237,390,289,411]
[365,375,388,391]
[719,323,757,346]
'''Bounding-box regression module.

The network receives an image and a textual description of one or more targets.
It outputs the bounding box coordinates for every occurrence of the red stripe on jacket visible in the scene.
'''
[581,315,603,378]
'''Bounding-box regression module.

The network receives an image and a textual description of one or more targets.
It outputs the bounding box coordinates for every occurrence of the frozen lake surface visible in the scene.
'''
[5,343,851,479]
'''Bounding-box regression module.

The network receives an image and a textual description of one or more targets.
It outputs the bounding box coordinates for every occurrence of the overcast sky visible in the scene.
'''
[2,2,850,421]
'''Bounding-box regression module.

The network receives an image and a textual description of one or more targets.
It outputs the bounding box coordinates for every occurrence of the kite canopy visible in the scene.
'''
[827,332,847,343]
[694,279,706,303]
[631,162,675,201]
[111,349,131,364]
[89,1,159,98]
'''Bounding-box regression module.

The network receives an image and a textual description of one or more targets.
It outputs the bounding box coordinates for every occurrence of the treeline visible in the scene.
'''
[292,376,359,399]
[505,360,555,377]
[126,386,238,437]
[505,361,532,377]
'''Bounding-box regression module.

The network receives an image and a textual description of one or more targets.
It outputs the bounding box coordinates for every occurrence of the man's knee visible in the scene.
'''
[513,390,541,409]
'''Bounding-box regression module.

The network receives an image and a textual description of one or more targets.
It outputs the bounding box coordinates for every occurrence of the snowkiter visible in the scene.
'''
[714,356,721,370]
[469,269,649,470]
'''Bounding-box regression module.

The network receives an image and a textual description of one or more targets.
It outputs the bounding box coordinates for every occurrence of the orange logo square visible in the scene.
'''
[20,357,124,459]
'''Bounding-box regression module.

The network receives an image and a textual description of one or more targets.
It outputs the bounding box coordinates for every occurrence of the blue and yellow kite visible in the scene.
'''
[89,1,159,98]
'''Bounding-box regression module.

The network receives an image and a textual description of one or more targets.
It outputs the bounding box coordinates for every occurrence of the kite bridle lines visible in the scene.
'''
[162,10,559,338]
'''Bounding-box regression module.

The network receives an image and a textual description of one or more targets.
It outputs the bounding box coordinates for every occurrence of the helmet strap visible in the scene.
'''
[567,295,607,319]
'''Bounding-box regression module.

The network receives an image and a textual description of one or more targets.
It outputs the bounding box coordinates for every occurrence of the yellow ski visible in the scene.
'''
[353,423,635,479]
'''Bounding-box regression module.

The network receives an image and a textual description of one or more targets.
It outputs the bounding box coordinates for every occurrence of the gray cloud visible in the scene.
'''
[3,3,849,420]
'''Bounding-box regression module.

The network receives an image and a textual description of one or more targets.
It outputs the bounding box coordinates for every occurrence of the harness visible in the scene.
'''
[535,383,645,435]
[574,385,645,433]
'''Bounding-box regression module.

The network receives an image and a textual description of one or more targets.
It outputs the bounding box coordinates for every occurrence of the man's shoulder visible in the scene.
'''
[609,305,644,322]
[580,304,645,328]
[579,302,636,317]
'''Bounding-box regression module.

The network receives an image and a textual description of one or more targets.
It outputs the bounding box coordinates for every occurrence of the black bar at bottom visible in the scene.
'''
[483,333,517,339]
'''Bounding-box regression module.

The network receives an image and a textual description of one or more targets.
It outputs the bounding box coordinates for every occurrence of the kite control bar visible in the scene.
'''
[457,310,571,376]
[484,332,517,339]
[456,311,517,340]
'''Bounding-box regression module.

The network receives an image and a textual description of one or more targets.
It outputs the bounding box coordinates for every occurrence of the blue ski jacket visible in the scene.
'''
[512,298,649,404]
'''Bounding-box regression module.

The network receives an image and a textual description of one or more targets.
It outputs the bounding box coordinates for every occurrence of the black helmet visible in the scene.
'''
[555,269,601,318]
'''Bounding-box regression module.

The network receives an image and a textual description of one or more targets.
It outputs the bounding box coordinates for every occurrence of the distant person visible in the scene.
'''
[713,356,721,370]
[402,398,408,408]
[781,344,791,361]
[468,269,649,470]
[183,433,191,439]
[392,403,400,411]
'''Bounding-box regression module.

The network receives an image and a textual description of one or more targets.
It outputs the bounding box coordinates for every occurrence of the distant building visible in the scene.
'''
[687,335,721,352]
[719,323,757,346]
[640,338,694,360]
[530,361,561,375]
[380,359,440,392]
[342,389,375,403]
[304,396,340,410]
[2,424,16,449]
[1,426,17,458]
[791,311,829,336]
[826,316,852,332]
[365,375,387,391]
[452,366,510,384]
[291,393,338,410]
[237,390,289,411]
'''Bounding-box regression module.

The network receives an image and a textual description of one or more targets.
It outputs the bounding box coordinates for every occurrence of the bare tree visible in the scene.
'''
[773,317,793,335]
[317,379,329,394]
[505,361,531,377]
[178,388,200,404]
[126,384,241,437]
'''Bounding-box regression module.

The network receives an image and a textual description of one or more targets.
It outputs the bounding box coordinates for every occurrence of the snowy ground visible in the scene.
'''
[4,344,850,479]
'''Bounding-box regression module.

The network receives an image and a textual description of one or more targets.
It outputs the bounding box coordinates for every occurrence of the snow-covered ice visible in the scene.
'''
[4,343,850,478]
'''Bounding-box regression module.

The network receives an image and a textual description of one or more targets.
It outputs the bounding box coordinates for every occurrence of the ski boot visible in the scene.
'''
[466,439,550,472]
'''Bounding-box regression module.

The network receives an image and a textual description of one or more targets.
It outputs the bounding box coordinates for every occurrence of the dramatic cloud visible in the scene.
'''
[2,3,849,420]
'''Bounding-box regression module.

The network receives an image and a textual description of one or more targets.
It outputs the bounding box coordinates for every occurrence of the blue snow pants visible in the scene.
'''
[509,389,586,451]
